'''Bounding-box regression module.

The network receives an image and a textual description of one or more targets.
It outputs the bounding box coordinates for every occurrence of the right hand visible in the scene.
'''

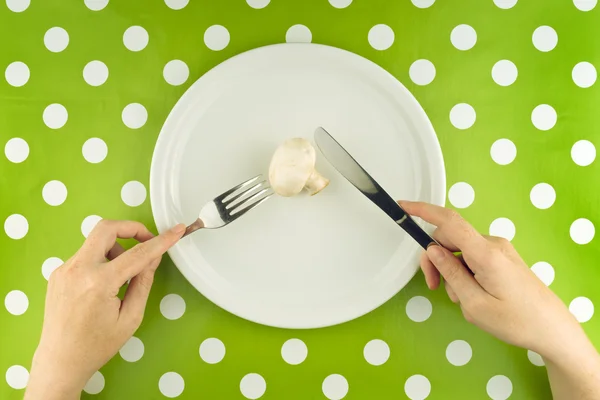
[400,201,586,361]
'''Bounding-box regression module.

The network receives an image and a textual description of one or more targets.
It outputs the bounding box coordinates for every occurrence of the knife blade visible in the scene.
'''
[314,127,438,250]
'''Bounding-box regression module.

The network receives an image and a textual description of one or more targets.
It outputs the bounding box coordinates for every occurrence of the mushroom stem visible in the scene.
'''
[304,169,330,196]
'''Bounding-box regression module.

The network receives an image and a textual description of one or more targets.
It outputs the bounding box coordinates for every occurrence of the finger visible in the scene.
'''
[426,245,485,303]
[445,282,459,303]
[110,223,186,283]
[433,229,459,252]
[107,242,126,261]
[119,267,157,333]
[399,201,485,251]
[420,251,441,290]
[85,220,154,260]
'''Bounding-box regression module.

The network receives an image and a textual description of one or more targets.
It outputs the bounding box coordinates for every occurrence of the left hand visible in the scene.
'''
[25,220,185,400]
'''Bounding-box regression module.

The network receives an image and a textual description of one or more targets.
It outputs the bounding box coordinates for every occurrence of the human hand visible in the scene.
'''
[25,220,185,400]
[400,201,587,360]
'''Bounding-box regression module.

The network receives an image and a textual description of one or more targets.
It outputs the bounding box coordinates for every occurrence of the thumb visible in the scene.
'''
[426,245,482,302]
[119,260,160,332]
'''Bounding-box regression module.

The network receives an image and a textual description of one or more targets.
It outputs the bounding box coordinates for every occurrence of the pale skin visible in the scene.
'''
[25,203,600,399]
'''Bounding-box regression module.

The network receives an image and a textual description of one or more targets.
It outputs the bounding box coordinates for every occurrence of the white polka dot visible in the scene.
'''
[451,24,477,51]
[160,294,186,320]
[285,24,312,43]
[247,0,270,8]
[492,60,517,86]
[42,180,68,206]
[450,103,476,130]
[200,338,226,364]
[204,25,230,51]
[569,296,594,323]
[363,339,390,366]
[532,26,558,52]
[322,374,348,400]
[489,217,515,241]
[572,62,597,88]
[531,104,557,131]
[43,103,68,129]
[122,103,147,129]
[240,373,266,399]
[494,0,517,8]
[165,0,188,10]
[531,262,555,286]
[5,290,28,315]
[281,338,308,365]
[448,182,475,209]
[123,26,149,52]
[83,60,108,86]
[120,336,144,362]
[530,183,555,210]
[409,59,436,86]
[411,0,435,8]
[163,60,189,86]
[84,0,109,11]
[4,138,29,163]
[487,375,513,400]
[329,0,352,8]
[571,140,596,166]
[574,0,597,11]
[121,181,147,207]
[368,24,395,51]
[42,257,63,280]
[570,218,595,245]
[527,350,545,366]
[81,215,102,238]
[82,138,108,164]
[44,27,69,53]
[445,340,472,366]
[159,372,184,398]
[406,296,432,322]
[6,0,29,12]
[4,214,28,240]
[490,138,517,165]
[84,371,105,395]
[5,62,30,87]
[404,375,431,400]
[5,365,28,389]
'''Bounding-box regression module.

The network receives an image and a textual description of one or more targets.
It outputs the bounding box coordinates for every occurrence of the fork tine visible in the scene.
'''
[224,181,267,209]
[230,188,271,215]
[229,191,273,220]
[218,175,262,202]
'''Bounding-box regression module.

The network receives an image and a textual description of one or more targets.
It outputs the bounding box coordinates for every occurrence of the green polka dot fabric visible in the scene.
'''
[1,0,598,399]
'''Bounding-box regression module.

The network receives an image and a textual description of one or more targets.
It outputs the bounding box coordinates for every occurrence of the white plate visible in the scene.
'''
[150,44,445,329]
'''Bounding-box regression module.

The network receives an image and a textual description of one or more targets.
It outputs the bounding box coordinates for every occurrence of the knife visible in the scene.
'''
[314,127,439,250]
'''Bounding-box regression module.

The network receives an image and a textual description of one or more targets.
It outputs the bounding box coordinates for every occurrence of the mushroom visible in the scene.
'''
[268,138,329,197]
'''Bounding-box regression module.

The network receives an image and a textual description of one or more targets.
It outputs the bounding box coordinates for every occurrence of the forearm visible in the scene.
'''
[24,347,85,400]
[543,330,600,400]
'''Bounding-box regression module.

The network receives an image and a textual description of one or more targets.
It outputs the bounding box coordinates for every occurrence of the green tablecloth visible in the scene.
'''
[2,0,598,399]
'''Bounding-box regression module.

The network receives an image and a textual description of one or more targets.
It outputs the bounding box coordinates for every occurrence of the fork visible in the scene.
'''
[183,175,273,237]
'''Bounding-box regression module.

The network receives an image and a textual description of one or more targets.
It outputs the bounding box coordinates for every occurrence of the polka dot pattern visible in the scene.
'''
[450,103,476,129]
[404,375,431,400]
[200,338,226,364]
[494,0,517,9]
[120,336,145,362]
[4,214,28,240]
[569,296,594,323]
[571,140,596,166]
[43,104,68,129]
[363,339,390,366]
[406,296,432,322]
[530,183,556,209]
[570,218,595,245]
[84,371,105,395]
[281,338,308,365]
[82,138,108,164]
[204,25,230,51]
[451,24,477,51]
[531,104,557,131]
[85,0,109,11]
[42,180,68,206]
[165,0,189,10]
[83,60,109,86]
[448,182,475,209]
[530,261,555,286]
[368,24,395,50]
[322,374,348,400]
[44,27,69,53]
[42,257,63,280]
[5,61,30,87]
[247,0,271,9]
[574,0,597,11]
[81,215,102,237]
[122,103,148,129]
[527,350,545,366]
[123,26,149,52]
[285,25,312,43]
[6,0,30,13]
[487,375,513,400]
[409,59,436,86]
[490,138,517,165]
[5,365,29,389]
[159,372,185,398]
[5,290,29,315]
[492,60,518,86]
[160,294,186,320]
[163,60,190,86]
[329,0,352,8]
[240,373,267,399]
[5,138,29,163]
[532,26,558,52]
[489,217,516,241]
[572,62,597,88]
[121,181,147,207]
[446,340,472,366]
[411,0,435,8]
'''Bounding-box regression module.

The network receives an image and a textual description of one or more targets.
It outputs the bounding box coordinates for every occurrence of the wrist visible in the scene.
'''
[539,324,600,369]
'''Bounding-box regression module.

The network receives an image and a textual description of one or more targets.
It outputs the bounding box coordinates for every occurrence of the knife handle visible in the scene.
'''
[396,214,439,250]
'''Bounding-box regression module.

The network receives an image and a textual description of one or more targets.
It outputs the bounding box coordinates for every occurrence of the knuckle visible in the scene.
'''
[131,242,150,258]
[447,209,462,222]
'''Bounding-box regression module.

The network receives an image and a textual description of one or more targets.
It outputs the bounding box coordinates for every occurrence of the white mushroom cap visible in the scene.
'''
[269,138,329,197]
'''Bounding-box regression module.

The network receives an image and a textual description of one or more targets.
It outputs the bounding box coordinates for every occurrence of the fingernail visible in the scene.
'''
[427,245,445,263]
[170,223,186,235]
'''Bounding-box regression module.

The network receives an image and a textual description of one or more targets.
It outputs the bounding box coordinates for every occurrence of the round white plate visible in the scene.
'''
[150,44,445,329]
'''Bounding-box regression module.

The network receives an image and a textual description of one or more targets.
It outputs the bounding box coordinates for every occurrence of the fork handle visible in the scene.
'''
[182,218,204,238]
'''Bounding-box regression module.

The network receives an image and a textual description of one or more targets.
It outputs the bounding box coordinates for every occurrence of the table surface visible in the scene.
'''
[1,0,598,399]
